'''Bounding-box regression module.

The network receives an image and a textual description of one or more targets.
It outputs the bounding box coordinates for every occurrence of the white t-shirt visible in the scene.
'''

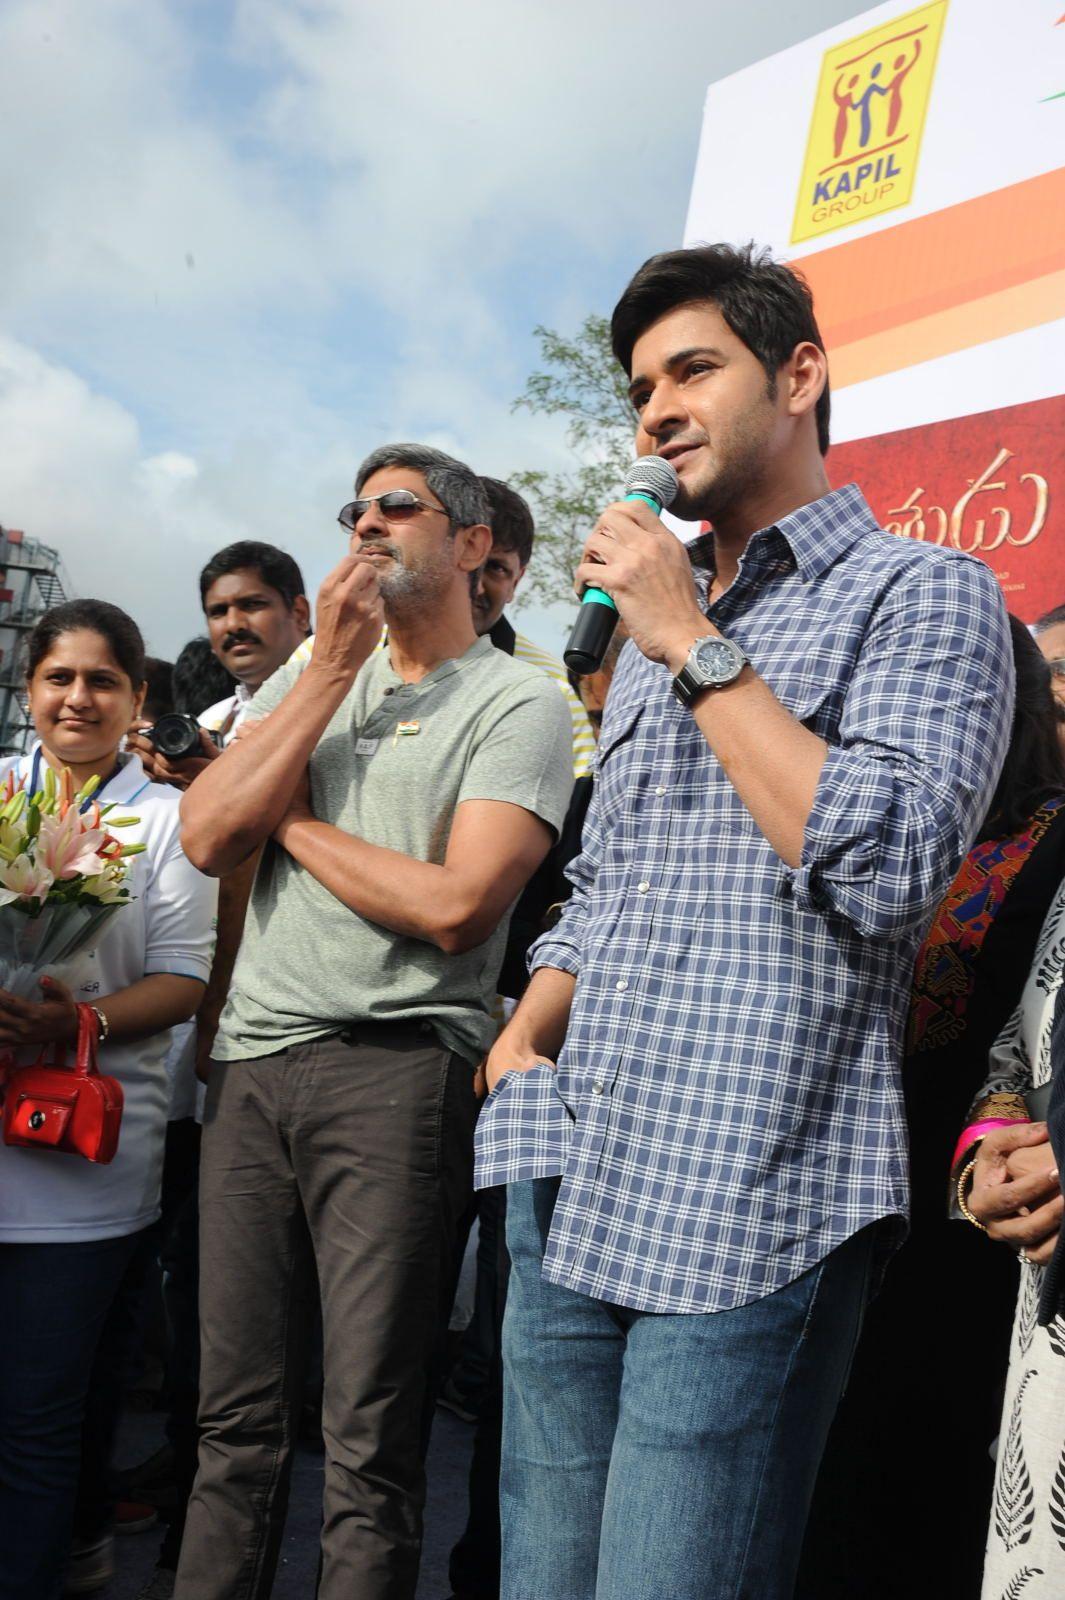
[0,748,217,1242]
[198,684,254,743]
[164,1018,198,1121]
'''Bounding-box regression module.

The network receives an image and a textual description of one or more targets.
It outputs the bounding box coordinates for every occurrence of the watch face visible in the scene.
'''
[694,636,742,684]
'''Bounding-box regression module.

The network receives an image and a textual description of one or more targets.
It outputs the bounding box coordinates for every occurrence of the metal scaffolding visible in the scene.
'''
[0,527,71,755]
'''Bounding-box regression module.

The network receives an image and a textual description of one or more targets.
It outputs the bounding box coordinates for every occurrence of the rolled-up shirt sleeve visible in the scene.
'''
[527,776,608,979]
[786,553,1013,940]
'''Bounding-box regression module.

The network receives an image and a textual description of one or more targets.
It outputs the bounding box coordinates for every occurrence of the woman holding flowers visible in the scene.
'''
[0,600,216,1600]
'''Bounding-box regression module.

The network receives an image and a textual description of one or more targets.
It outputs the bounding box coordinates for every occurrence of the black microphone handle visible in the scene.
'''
[564,595,618,675]
[563,474,674,675]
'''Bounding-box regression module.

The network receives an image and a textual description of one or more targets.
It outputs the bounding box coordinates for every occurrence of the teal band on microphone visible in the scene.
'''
[579,489,662,610]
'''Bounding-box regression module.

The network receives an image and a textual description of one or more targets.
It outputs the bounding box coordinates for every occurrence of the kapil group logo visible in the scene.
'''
[792,1,948,244]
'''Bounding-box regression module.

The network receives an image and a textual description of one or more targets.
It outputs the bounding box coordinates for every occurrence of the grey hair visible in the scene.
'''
[354,443,490,530]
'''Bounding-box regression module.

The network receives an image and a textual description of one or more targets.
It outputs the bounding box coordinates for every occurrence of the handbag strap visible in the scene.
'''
[48,1003,102,1078]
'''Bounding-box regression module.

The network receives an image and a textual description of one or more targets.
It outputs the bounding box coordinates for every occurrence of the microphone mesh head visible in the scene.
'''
[624,455,679,510]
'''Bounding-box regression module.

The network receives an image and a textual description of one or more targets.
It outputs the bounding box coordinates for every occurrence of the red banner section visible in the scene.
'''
[828,393,1064,622]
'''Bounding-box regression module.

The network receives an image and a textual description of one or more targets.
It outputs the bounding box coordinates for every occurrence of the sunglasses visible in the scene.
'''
[337,490,450,531]
[1047,658,1065,680]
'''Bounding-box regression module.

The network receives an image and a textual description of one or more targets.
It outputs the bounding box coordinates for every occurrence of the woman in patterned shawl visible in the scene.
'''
[964,888,1065,1598]
[799,618,1065,1600]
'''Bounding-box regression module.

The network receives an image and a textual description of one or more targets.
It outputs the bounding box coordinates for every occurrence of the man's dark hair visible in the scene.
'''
[143,657,175,721]
[198,541,307,612]
[979,614,1065,840]
[172,636,237,717]
[1034,603,1065,634]
[481,478,535,568]
[611,242,831,455]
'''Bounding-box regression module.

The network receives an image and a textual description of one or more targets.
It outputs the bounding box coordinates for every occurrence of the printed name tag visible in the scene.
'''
[355,738,379,756]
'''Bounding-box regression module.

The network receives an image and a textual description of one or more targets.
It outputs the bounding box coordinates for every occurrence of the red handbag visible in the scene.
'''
[2,1002,123,1164]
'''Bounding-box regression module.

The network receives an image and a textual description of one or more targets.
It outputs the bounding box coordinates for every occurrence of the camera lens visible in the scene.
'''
[148,713,203,761]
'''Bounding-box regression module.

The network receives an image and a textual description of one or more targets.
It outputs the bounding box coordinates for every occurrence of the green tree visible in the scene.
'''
[510,315,635,608]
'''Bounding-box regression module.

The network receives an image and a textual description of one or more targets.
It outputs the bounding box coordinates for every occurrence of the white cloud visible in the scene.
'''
[0,336,363,658]
[0,0,861,666]
[0,0,326,319]
[0,332,572,660]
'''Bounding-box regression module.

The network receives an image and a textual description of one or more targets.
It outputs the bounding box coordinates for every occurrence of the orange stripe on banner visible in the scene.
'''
[794,167,1065,388]
[828,268,1065,389]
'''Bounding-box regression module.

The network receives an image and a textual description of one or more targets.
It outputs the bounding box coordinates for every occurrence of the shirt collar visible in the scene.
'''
[20,741,154,807]
[380,632,496,690]
[488,614,517,656]
[687,483,880,585]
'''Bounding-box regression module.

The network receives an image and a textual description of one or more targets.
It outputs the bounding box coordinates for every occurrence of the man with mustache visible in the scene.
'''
[197,541,312,746]
[128,540,313,1076]
[175,444,573,1600]
[129,542,312,786]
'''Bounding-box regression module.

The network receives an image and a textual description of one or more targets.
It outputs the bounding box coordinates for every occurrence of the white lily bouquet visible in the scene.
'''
[0,764,144,1001]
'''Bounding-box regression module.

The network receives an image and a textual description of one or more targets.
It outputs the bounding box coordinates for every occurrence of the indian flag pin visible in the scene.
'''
[394,719,421,746]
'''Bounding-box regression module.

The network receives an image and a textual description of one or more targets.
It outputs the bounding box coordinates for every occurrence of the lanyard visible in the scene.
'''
[28,749,123,814]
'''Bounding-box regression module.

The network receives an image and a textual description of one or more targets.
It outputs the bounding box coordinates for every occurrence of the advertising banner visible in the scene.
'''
[684,0,1065,620]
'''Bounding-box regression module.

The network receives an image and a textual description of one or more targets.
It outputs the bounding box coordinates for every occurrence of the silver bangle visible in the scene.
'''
[90,1005,110,1043]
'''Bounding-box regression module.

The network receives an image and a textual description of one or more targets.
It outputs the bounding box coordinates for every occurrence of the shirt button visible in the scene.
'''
[655,785,666,795]
[383,687,395,696]
[592,1081,605,1094]
[637,881,650,894]
[615,979,628,992]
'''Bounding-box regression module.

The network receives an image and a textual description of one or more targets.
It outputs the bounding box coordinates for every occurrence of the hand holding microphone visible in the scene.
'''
[567,456,712,676]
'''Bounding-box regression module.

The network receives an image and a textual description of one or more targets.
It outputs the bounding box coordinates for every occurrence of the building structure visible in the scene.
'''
[0,527,71,755]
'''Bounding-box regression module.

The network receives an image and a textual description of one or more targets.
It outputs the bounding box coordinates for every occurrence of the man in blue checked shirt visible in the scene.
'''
[474,243,1014,1600]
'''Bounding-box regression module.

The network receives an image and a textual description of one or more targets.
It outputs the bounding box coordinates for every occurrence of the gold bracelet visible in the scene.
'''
[90,1005,110,1043]
[956,1157,987,1232]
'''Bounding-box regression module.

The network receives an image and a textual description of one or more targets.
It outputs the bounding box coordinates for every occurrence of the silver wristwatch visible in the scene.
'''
[671,632,748,706]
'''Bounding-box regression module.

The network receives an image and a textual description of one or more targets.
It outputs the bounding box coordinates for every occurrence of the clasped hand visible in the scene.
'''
[0,976,79,1048]
[969,1121,1062,1264]
[574,497,709,671]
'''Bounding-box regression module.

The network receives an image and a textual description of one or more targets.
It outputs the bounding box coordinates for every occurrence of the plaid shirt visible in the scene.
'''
[475,484,1014,1314]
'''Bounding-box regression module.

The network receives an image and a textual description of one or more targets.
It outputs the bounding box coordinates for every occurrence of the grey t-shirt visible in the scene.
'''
[214,635,574,1064]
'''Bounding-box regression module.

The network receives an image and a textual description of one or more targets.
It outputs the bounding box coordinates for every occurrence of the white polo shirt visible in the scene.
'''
[0,748,217,1242]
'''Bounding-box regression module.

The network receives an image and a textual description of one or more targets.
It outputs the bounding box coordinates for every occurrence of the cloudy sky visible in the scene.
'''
[0,0,860,661]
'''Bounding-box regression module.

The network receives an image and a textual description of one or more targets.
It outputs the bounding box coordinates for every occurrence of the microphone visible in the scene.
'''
[563,455,679,674]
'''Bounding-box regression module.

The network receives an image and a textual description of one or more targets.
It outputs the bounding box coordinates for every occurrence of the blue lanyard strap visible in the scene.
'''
[28,749,123,813]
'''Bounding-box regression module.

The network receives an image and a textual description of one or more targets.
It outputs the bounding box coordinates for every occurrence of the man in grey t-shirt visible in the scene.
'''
[177,444,573,1600]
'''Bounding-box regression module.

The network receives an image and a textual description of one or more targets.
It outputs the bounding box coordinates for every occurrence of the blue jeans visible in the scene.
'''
[501,1178,880,1600]
[0,1232,141,1600]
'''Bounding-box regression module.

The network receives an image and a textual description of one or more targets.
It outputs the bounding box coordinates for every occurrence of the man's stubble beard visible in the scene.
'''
[670,392,777,528]
[376,545,456,623]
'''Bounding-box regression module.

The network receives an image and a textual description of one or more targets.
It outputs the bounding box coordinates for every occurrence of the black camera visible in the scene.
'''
[146,713,222,762]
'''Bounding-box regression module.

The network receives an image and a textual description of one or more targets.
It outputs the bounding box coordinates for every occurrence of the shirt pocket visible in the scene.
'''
[595,700,645,770]
[594,701,646,816]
